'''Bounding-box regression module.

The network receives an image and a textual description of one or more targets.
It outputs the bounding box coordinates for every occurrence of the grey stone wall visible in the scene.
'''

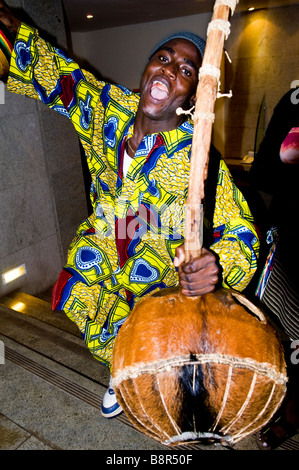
[0,0,88,297]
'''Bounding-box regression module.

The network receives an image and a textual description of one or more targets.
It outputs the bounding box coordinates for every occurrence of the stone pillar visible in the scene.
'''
[0,0,88,297]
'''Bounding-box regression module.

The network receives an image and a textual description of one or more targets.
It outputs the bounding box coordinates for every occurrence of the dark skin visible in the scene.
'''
[129,38,220,296]
[0,1,220,296]
[128,39,200,152]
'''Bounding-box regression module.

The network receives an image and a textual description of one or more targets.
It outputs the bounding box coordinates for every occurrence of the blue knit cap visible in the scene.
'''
[150,31,206,60]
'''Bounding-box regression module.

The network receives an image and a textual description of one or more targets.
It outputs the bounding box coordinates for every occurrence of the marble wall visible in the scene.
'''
[0,0,88,297]
[225,4,299,160]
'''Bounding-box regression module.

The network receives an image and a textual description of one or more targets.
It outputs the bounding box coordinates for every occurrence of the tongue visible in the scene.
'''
[151,83,168,100]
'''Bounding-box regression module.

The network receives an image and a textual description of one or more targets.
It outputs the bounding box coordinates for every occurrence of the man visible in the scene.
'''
[250,91,299,449]
[0,1,259,419]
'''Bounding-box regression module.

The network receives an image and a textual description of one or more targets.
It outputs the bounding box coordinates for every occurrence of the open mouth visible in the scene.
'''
[150,80,169,101]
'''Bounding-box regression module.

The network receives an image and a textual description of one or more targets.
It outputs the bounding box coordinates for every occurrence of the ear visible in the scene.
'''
[189,93,196,107]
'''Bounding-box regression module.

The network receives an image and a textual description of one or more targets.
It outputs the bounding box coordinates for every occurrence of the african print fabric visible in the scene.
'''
[0,20,14,62]
[256,228,299,340]
[7,23,260,369]
[0,19,14,76]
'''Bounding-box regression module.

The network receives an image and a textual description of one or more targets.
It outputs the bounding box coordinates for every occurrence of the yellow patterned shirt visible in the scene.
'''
[7,23,259,368]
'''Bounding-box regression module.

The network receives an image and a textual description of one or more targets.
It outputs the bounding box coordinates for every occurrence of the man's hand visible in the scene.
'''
[174,245,219,296]
[0,1,20,33]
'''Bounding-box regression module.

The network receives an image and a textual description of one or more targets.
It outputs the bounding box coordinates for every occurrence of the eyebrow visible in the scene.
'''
[157,46,199,72]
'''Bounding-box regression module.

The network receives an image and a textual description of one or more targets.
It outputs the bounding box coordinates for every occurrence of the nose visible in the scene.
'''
[161,62,177,80]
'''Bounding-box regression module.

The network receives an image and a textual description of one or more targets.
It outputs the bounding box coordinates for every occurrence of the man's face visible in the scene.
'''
[139,38,202,124]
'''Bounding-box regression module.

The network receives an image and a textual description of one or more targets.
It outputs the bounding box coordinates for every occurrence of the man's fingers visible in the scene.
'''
[173,245,185,267]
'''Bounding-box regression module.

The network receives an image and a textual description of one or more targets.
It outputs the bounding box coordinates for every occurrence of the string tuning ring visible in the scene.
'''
[176,106,195,118]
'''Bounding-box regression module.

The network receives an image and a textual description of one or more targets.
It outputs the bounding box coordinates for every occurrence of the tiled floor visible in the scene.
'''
[0,291,298,452]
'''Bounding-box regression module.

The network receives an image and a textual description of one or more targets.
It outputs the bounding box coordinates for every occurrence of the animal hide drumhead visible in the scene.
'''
[112,287,287,447]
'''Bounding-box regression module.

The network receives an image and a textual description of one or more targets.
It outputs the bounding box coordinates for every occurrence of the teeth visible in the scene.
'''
[153,80,168,90]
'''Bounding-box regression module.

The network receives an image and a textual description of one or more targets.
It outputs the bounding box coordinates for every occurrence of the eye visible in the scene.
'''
[181,66,192,77]
[158,54,168,63]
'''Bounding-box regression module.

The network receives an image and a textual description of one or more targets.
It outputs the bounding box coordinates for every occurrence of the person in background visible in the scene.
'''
[280,126,299,164]
[0,1,259,419]
[250,91,299,449]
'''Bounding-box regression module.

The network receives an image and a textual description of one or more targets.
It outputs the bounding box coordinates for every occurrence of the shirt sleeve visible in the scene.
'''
[7,23,103,146]
[211,159,260,292]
